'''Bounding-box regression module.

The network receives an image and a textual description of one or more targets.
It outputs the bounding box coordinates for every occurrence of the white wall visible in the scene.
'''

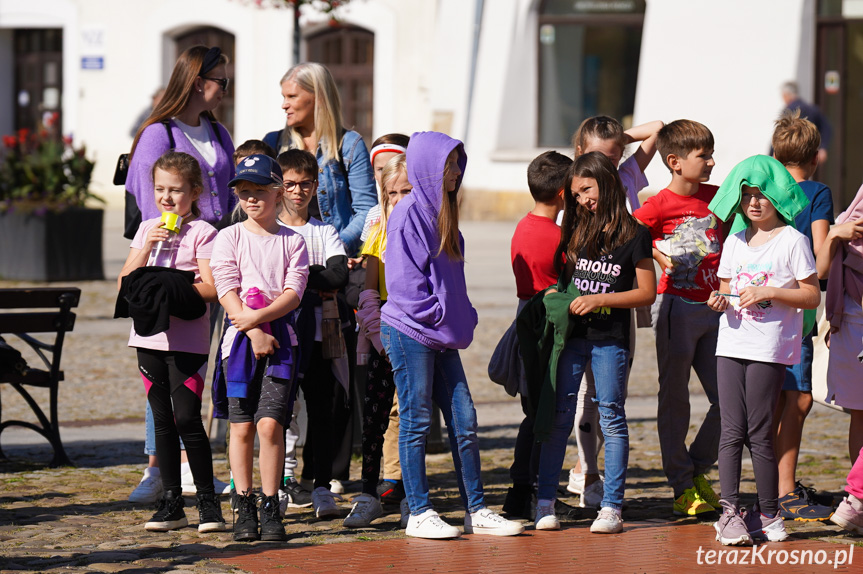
[635,0,813,190]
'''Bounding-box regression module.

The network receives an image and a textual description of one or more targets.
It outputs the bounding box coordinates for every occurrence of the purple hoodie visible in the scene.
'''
[381,132,478,350]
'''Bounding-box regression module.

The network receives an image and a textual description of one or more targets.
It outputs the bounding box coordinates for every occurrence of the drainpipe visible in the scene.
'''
[463,0,484,145]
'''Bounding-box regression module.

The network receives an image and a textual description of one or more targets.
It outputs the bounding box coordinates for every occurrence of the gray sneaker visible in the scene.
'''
[714,499,753,546]
[742,503,789,542]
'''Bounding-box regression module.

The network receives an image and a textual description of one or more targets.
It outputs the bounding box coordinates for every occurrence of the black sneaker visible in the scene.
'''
[233,490,260,541]
[554,498,581,520]
[196,492,227,533]
[281,477,313,508]
[502,484,533,520]
[145,490,188,531]
[778,484,834,522]
[260,494,287,541]
[377,479,406,505]
[796,481,835,507]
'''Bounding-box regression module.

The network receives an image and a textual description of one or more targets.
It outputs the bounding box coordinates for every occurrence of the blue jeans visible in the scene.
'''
[381,322,485,515]
[537,338,629,509]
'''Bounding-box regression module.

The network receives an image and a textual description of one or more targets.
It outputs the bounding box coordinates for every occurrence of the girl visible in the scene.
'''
[210,154,309,542]
[358,133,411,245]
[566,115,663,505]
[818,186,863,465]
[535,152,655,534]
[346,154,411,528]
[380,131,524,539]
[707,155,820,546]
[118,151,223,533]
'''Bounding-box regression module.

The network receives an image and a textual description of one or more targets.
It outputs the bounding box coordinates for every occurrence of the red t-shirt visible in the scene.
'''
[511,212,560,300]
[633,184,724,302]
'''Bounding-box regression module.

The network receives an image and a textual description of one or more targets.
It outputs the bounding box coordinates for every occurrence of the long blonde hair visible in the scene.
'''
[278,62,343,163]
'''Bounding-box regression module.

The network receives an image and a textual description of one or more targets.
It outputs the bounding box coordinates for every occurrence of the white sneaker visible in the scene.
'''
[590,506,623,534]
[567,470,585,495]
[312,486,343,518]
[535,499,560,530]
[180,469,231,496]
[400,497,410,529]
[329,479,345,494]
[129,468,163,503]
[405,509,461,539]
[464,508,525,536]
[579,479,604,509]
[344,493,383,528]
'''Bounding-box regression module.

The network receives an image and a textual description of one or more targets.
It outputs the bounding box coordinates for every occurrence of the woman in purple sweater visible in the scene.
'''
[380,131,524,540]
[124,45,235,505]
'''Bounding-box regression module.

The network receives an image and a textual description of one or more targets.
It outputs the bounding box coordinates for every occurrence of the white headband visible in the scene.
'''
[370,144,407,165]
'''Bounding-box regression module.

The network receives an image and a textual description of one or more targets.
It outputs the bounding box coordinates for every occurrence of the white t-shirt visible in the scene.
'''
[715,226,816,365]
[173,118,216,166]
[360,204,382,243]
[278,217,347,340]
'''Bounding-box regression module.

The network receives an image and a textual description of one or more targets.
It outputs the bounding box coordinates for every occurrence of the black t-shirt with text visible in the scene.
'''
[569,225,652,348]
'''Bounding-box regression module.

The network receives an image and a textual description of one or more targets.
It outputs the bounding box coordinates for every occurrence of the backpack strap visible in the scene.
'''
[207,116,224,146]
[161,119,175,150]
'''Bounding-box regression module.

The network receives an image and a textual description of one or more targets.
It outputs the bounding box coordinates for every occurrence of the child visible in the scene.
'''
[276,149,350,519]
[771,110,835,521]
[502,150,571,520]
[706,155,820,546]
[233,139,277,165]
[380,131,524,539]
[632,119,723,517]
[210,154,309,541]
[118,151,224,533]
[346,153,412,528]
[566,116,663,504]
[534,151,655,534]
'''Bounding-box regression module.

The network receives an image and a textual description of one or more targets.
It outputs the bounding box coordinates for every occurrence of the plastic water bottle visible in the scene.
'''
[245,287,272,335]
[149,212,182,268]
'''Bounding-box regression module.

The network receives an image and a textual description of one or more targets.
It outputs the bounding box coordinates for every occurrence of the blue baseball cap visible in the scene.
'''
[228,154,283,187]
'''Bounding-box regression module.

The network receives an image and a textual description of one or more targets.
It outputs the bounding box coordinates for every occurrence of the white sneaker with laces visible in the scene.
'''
[344,493,383,528]
[312,486,342,518]
[535,499,560,530]
[579,479,604,509]
[567,470,585,495]
[329,479,345,494]
[180,469,231,496]
[400,497,410,529]
[590,506,623,534]
[464,508,525,536]
[129,467,163,503]
[405,509,461,539]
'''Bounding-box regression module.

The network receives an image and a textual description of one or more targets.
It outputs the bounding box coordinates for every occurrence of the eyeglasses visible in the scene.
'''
[741,192,770,204]
[201,76,229,92]
[284,180,315,192]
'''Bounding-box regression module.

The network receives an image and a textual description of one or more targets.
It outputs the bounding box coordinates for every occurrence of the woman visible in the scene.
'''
[125,45,235,504]
[263,62,376,256]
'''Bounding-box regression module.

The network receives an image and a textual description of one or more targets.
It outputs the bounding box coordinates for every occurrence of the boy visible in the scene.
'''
[633,120,723,517]
[771,109,835,521]
[276,149,351,519]
[502,150,573,521]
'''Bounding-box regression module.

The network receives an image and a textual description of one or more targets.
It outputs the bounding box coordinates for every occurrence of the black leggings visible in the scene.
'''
[138,348,214,497]
[361,346,397,496]
[300,342,340,490]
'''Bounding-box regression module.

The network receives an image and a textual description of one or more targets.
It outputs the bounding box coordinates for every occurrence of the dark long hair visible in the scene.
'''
[555,152,639,271]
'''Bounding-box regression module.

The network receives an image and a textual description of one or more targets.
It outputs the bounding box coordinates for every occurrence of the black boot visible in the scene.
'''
[196,491,227,533]
[233,490,259,541]
[145,490,187,531]
[260,494,287,541]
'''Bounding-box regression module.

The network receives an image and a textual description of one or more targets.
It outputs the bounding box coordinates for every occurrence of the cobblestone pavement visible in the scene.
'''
[0,211,860,573]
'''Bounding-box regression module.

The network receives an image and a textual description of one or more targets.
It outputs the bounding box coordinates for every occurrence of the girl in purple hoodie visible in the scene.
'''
[380,131,524,540]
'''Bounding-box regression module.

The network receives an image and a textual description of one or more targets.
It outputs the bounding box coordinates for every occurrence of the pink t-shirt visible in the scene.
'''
[210,222,310,358]
[127,217,218,354]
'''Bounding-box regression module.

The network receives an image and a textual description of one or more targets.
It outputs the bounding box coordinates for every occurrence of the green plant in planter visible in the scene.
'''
[0,119,103,214]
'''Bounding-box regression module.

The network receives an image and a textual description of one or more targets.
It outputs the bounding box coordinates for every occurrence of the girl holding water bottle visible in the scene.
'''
[118,151,223,533]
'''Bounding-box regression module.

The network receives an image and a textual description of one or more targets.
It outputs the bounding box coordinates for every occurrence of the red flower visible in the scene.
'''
[62,135,73,145]
[17,128,29,142]
[2,135,16,148]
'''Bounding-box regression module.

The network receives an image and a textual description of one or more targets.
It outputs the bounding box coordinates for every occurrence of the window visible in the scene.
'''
[14,29,63,132]
[538,0,645,147]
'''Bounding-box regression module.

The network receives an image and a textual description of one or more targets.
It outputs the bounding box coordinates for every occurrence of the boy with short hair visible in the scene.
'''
[276,149,350,520]
[502,150,573,521]
[771,109,835,521]
[233,140,277,165]
[633,120,724,517]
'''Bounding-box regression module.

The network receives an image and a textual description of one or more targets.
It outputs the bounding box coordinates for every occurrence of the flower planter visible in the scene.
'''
[0,207,104,281]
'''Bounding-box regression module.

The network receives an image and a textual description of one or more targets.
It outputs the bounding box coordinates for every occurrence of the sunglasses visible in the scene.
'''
[201,76,229,92]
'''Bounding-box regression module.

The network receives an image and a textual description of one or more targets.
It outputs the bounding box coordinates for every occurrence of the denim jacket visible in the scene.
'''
[263,128,377,256]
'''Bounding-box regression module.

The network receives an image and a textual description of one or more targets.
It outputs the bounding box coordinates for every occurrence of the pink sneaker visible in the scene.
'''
[831,494,863,535]
[741,505,788,542]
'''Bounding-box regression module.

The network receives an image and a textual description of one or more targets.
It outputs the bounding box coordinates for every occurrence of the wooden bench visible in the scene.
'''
[0,287,80,466]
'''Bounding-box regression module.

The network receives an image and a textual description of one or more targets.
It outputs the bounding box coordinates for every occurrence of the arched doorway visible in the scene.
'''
[175,27,235,138]
[307,26,374,144]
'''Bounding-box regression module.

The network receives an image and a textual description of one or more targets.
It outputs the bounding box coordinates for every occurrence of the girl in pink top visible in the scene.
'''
[118,151,222,533]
